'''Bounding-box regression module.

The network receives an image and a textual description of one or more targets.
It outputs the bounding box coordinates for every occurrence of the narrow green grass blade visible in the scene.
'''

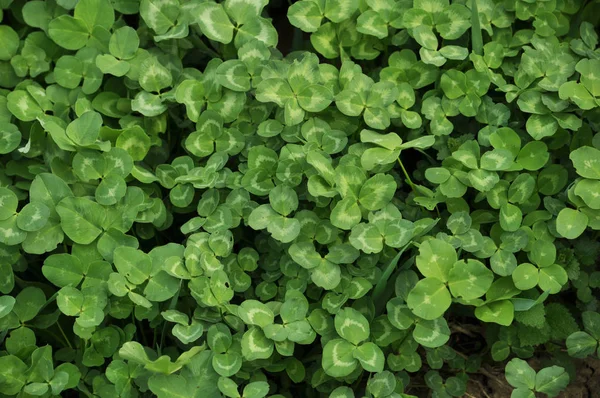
[471,0,483,55]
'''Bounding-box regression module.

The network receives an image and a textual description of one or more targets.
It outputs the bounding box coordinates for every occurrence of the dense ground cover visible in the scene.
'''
[0,0,599,396]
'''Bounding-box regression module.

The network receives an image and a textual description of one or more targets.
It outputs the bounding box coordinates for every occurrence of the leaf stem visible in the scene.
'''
[451,323,478,337]
[39,291,58,313]
[159,281,182,352]
[190,34,221,59]
[27,325,69,348]
[139,319,149,347]
[300,352,322,364]
[56,321,73,349]
[397,157,416,191]
[415,148,436,163]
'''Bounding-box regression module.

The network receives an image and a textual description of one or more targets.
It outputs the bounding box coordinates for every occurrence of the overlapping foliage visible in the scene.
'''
[0,0,599,396]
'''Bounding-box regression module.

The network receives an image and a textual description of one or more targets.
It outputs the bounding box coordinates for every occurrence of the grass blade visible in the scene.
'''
[471,0,483,55]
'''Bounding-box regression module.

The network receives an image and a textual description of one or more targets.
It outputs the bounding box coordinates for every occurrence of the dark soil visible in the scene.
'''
[465,358,600,398]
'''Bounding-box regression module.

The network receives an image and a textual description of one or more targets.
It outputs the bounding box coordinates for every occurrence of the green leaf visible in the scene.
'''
[322,339,358,377]
[288,1,322,32]
[248,204,278,231]
[412,25,438,50]
[357,10,388,39]
[74,0,115,32]
[194,2,234,44]
[559,82,596,110]
[311,260,341,290]
[538,264,568,294]
[436,4,470,39]
[238,300,275,328]
[364,106,391,130]
[517,141,549,171]
[241,327,273,361]
[535,366,569,398]
[334,307,370,345]
[140,0,179,35]
[566,331,597,358]
[349,223,383,254]
[66,111,103,147]
[132,91,167,117]
[583,311,600,340]
[407,277,451,320]
[114,247,152,285]
[0,122,21,154]
[109,26,139,59]
[144,271,180,302]
[500,203,523,232]
[0,26,19,61]
[297,85,333,112]
[512,263,539,291]
[575,179,600,209]
[386,299,415,330]
[480,149,514,171]
[0,295,15,318]
[0,355,28,395]
[55,56,84,88]
[353,342,384,372]
[216,60,251,92]
[96,54,130,76]
[148,375,194,398]
[556,208,588,239]
[413,317,451,348]
[441,70,467,99]
[56,197,105,244]
[139,57,172,93]
[224,0,268,25]
[24,382,49,395]
[7,91,43,122]
[324,0,358,22]
[173,322,204,344]
[331,198,362,230]
[570,146,600,180]
[269,185,298,216]
[57,286,83,316]
[448,259,494,300]
[415,238,457,282]
[0,1,596,392]
[242,381,269,398]
[95,175,127,206]
[13,288,45,323]
[475,300,514,326]
[48,16,90,50]
[526,114,557,140]
[505,358,535,390]
[0,187,18,221]
[359,174,396,211]
[116,126,151,161]
[43,253,85,287]
[576,59,600,97]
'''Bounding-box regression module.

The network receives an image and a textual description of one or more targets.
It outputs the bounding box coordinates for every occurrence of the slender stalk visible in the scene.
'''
[415,148,436,163]
[397,157,416,191]
[56,322,73,349]
[139,319,149,347]
[190,35,221,59]
[27,325,68,348]
[39,291,58,313]
[159,281,182,352]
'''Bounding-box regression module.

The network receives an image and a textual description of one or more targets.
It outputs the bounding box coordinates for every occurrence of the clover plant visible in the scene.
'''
[0,0,599,397]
